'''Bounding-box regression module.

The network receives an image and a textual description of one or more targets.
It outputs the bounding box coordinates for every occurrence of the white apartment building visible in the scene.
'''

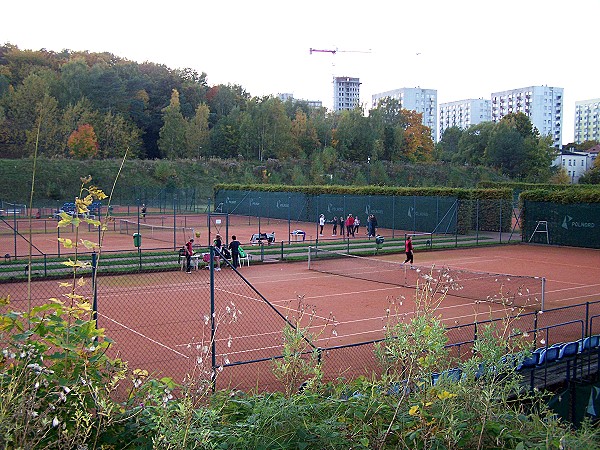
[333,76,361,112]
[371,87,437,141]
[277,93,323,108]
[553,150,595,183]
[574,98,600,144]
[439,99,491,137]
[491,86,563,148]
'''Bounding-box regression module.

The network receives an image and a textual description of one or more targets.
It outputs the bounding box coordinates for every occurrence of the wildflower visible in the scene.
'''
[409,405,420,416]
[437,390,457,400]
[52,417,60,427]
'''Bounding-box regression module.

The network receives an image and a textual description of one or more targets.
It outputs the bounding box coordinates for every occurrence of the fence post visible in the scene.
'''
[392,195,396,239]
[476,199,480,245]
[209,246,217,391]
[91,252,98,330]
[499,198,503,244]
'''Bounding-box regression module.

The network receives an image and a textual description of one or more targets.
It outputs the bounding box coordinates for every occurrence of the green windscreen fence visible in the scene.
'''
[215,190,460,234]
[523,201,600,248]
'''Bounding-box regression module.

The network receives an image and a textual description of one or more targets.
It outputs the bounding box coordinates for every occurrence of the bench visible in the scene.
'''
[290,230,306,242]
[179,253,201,271]
[250,232,275,245]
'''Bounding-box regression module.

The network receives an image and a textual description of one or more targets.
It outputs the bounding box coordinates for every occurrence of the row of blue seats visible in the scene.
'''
[430,335,600,386]
[517,334,600,370]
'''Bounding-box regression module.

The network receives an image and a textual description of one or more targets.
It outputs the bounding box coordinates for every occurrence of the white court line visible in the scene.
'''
[99,313,190,358]
[547,282,600,292]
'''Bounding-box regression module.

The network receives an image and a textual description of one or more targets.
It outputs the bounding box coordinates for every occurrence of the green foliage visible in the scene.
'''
[271,296,329,397]
[520,187,600,204]
[0,298,127,449]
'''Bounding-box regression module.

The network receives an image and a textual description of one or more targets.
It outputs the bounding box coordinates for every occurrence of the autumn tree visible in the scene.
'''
[186,103,211,159]
[401,109,434,162]
[158,89,187,159]
[291,108,319,157]
[67,123,99,158]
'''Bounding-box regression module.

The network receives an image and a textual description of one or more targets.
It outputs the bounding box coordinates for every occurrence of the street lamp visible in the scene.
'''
[367,157,371,185]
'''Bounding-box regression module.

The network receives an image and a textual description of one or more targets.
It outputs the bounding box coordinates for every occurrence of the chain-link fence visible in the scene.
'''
[523,201,600,248]
[2,251,600,394]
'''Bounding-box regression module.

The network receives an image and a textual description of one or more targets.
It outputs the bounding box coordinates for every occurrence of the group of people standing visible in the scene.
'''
[328,214,359,237]
[184,234,243,273]
[323,214,378,239]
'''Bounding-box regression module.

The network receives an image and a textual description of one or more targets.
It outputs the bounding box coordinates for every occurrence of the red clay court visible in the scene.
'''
[2,214,599,391]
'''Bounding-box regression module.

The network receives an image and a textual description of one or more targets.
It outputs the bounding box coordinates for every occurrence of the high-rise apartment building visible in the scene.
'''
[439,99,491,137]
[491,86,563,148]
[333,77,360,112]
[371,87,437,141]
[277,93,323,109]
[574,98,600,144]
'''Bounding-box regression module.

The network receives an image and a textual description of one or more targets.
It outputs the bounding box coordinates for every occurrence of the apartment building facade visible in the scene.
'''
[371,87,438,141]
[333,76,361,112]
[491,86,563,148]
[439,98,491,137]
[574,98,600,144]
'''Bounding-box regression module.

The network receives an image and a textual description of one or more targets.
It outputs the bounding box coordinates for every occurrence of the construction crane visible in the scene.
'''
[310,47,372,55]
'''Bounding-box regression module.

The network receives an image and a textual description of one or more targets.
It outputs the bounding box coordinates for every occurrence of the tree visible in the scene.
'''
[401,109,434,162]
[487,113,556,181]
[291,108,319,158]
[67,123,99,158]
[437,126,463,162]
[333,107,374,162]
[239,96,294,161]
[158,89,187,159]
[579,157,600,184]
[456,122,495,166]
[369,97,405,161]
[186,103,210,159]
[485,122,524,177]
[95,111,143,158]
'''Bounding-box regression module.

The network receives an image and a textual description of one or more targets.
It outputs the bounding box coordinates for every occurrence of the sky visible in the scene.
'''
[2,0,599,145]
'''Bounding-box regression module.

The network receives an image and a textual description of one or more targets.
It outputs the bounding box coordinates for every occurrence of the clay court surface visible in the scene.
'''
[4,241,600,387]
[2,214,599,388]
[0,212,398,256]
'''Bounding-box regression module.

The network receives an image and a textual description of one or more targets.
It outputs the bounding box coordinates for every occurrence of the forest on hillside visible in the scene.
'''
[0,44,569,183]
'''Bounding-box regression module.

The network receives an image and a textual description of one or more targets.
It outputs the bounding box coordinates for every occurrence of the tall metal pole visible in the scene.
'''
[173,194,177,250]
[209,246,217,391]
[91,252,98,331]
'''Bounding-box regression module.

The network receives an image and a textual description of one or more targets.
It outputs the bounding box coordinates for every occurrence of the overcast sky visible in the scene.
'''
[3,0,598,145]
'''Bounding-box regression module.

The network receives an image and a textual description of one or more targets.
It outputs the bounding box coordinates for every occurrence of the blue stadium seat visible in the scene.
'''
[581,335,600,352]
[432,368,462,385]
[517,349,542,371]
[537,344,561,365]
[558,341,579,359]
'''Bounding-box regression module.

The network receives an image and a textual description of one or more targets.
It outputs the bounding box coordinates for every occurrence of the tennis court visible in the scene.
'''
[3,242,599,391]
[233,244,600,347]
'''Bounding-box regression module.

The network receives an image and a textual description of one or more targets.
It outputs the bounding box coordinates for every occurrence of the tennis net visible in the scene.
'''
[307,247,545,310]
[118,219,195,243]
